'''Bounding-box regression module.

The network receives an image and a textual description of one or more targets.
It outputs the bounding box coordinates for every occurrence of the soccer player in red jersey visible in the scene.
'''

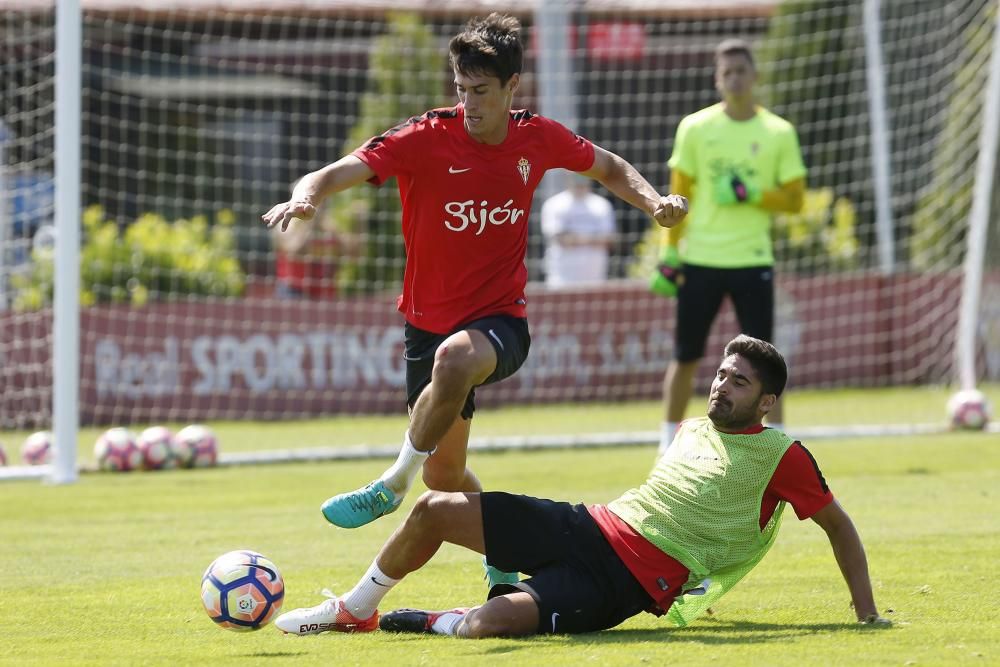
[262,14,687,582]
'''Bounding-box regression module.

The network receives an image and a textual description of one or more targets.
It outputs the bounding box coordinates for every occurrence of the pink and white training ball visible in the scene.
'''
[174,424,218,468]
[94,427,143,472]
[21,431,53,465]
[137,426,177,470]
[947,390,992,431]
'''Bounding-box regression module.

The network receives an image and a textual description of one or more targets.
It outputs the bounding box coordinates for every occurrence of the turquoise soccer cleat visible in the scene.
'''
[321,480,402,529]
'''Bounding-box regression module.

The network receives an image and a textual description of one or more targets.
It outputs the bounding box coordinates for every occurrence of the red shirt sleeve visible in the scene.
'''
[762,442,834,523]
[351,112,436,185]
[542,117,595,173]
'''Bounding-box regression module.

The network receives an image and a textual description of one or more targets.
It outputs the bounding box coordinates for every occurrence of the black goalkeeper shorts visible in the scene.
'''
[675,263,775,362]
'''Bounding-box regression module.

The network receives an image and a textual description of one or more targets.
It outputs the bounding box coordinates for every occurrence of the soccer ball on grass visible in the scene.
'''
[137,426,177,470]
[94,427,143,471]
[21,431,53,465]
[174,424,218,468]
[947,389,992,431]
[201,550,284,631]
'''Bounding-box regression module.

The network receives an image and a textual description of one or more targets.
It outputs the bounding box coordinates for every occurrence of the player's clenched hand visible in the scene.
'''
[261,199,317,232]
[653,194,688,228]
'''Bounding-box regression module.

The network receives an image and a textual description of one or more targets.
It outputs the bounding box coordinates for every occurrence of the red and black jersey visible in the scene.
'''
[352,104,595,333]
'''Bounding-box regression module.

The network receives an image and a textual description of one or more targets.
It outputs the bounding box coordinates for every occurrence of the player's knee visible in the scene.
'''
[408,490,451,526]
[432,348,476,391]
[433,338,493,391]
[459,596,537,638]
[461,608,514,638]
[412,488,469,519]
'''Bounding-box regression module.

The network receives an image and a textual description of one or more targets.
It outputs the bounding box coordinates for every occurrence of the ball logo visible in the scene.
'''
[236,593,258,614]
[444,199,526,236]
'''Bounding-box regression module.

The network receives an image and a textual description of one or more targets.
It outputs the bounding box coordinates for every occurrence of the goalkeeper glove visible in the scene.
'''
[714,173,761,205]
[650,245,683,298]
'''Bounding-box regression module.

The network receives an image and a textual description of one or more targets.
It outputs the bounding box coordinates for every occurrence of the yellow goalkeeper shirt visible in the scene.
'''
[668,104,806,268]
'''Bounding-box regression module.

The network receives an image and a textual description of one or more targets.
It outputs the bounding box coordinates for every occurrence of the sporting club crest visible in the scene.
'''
[516,157,531,185]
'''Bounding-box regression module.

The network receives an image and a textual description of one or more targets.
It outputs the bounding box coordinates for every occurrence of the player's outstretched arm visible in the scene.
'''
[811,500,890,625]
[262,155,375,232]
[581,146,688,228]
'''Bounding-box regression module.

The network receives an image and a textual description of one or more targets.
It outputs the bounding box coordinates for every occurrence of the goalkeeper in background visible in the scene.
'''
[652,39,806,458]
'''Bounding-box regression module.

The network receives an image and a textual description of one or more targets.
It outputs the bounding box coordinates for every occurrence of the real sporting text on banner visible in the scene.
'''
[1,272,994,426]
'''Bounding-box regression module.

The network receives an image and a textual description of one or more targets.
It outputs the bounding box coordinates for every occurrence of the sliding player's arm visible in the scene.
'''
[262,155,375,232]
[810,500,889,625]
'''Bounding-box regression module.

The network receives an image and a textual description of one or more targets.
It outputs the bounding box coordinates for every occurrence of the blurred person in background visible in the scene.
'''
[271,189,361,299]
[540,175,616,287]
[652,38,806,459]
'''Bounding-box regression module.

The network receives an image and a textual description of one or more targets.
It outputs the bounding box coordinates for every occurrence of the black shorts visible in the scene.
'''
[404,315,530,420]
[674,263,775,362]
[480,492,653,635]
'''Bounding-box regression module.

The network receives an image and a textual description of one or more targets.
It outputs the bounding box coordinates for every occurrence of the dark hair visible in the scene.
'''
[715,38,755,68]
[723,335,787,397]
[449,13,523,84]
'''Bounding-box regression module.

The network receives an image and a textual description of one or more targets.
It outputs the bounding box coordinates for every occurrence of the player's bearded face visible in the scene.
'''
[455,70,519,144]
[707,355,768,430]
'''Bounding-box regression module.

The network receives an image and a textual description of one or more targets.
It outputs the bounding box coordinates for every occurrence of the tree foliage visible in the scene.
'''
[334,13,446,294]
[12,206,244,310]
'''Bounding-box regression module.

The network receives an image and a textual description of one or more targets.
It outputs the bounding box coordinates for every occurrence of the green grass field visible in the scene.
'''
[2,392,998,665]
[2,383,998,464]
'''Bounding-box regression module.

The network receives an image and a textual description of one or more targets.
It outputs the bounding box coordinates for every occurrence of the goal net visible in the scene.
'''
[1,0,997,468]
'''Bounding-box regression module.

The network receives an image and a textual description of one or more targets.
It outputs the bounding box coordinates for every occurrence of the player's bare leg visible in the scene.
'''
[658,359,699,456]
[419,396,516,588]
[422,414,481,492]
[380,591,539,637]
[407,329,496,454]
[278,491,488,635]
[321,330,496,529]
[337,490,534,637]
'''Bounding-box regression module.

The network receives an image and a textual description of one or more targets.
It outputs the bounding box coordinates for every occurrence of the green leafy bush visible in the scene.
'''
[12,205,244,310]
[773,188,860,273]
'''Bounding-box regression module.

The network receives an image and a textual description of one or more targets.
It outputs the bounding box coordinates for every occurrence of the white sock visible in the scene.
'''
[342,561,401,620]
[380,432,432,495]
[657,421,679,457]
[431,610,468,636]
